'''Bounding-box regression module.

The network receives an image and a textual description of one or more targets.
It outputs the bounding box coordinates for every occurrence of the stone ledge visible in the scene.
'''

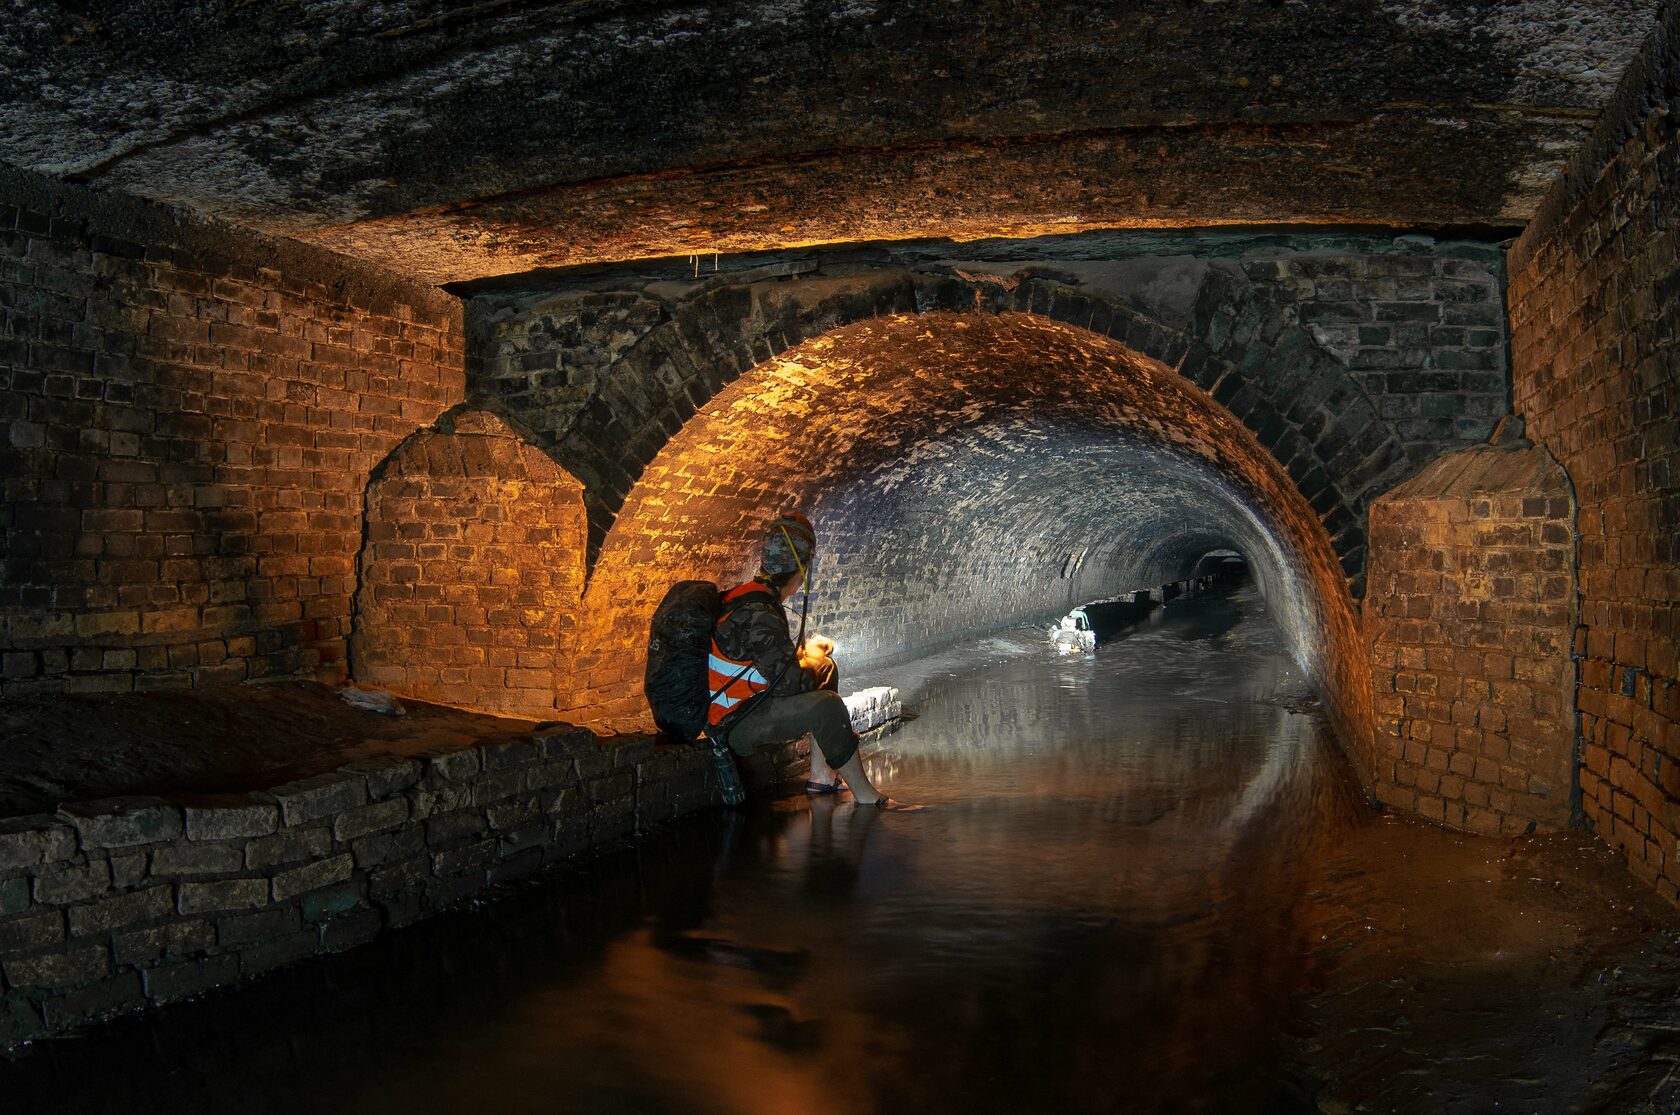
[0,709,905,1047]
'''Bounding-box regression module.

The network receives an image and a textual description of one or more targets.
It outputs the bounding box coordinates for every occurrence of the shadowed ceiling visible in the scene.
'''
[0,1,1661,283]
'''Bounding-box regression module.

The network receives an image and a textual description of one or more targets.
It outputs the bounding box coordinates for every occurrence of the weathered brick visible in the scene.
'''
[178,878,269,914]
[350,826,425,869]
[150,841,244,877]
[0,876,29,917]
[33,859,111,905]
[3,944,109,989]
[271,854,354,903]
[58,797,183,849]
[216,906,300,947]
[425,811,487,847]
[0,815,78,870]
[0,910,67,952]
[67,885,175,936]
[112,919,216,965]
[341,756,423,799]
[333,798,409,842]
[183,799,279,842]
[425,748,481,782]
[262,773,368,827]
[245,827,332,870]
[299,881,362,923]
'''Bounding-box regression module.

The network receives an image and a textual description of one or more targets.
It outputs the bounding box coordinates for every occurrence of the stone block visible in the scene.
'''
[272,854,354,904]
[109,851,147,888]
[425,811,487,847]
[0,816,78,870]
[431,840,494,877]
[486,796,538,832]
[534,727,599,760]
[522,759,578,791]
[216,906,300,947]
[178,878,269,914]
[480,738,540,770]
[575,753,612,779]
[609,739,656,768]
[350,827,425,870]
[68,885,175,936]
[33,859,112,905]
[151,841,244,877]
[262,773,368,827]
[245,826,332,870]
[58,797,183,849]
[299,881,362,923]
[426,748,480,782]
[408,783,472,819]
[341,756,423,799]
[0,876,28,917]
[0,910,67,952]
[3,943,109,989]
[183,798,279,841]
[368,856,429,900]
[586,772,634,803]
[333,799,409,842]
[471,769,524,806]
[112,919,216,965]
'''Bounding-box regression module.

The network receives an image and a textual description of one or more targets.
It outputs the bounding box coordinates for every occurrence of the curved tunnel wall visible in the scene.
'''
[564,311,1373,776]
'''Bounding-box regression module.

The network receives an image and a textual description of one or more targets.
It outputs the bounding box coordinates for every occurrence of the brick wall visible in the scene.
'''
[1365,445,1576,833]
[351,409,587,717]
[562,311,1375,789]
[0,167,465,698]
[1241,248,1508,462]
[1506,10,1680,902]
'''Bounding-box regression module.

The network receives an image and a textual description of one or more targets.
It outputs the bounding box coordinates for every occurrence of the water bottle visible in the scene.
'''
[709,736,747,807]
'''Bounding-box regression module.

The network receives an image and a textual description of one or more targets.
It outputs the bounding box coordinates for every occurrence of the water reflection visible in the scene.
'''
[2,583,1364,1115]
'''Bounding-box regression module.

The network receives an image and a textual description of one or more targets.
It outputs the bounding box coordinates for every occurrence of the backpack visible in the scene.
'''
[644,580,723,741]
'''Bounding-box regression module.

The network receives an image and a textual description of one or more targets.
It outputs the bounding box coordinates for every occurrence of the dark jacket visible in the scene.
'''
[713,580,817,702]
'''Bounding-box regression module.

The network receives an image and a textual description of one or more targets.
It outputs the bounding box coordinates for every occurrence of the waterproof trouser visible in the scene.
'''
[722,669,857,769]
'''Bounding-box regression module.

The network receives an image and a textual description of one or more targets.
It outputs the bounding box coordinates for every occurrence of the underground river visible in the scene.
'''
[4,582,1679,1114]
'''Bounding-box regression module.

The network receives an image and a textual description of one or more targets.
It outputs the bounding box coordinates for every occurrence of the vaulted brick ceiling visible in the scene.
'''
[0,1,1661,283]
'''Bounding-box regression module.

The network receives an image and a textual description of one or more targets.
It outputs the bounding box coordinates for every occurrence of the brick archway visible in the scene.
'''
[561,311,1376,784]
[470,262,1412,597]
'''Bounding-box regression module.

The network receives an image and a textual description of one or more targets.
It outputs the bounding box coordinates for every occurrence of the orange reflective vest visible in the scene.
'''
[707,582,776,728]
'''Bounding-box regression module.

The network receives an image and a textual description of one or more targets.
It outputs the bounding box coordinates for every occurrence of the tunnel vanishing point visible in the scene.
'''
[0,1,1676,1041]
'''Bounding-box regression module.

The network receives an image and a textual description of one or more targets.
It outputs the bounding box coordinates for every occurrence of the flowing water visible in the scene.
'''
[10,582,1679,1114]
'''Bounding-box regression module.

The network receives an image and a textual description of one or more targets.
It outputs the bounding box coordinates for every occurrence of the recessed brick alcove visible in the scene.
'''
[351,409,586,717]
[1366,445,1577,833]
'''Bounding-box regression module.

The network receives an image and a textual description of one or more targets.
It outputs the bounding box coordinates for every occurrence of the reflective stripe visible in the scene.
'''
[706,581,781,727]
[707,653,766,687]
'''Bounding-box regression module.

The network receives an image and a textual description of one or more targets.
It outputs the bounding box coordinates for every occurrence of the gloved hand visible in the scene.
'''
[798,634,836,683]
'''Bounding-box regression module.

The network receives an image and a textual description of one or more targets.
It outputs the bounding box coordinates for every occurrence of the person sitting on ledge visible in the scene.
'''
[708,510,924,812]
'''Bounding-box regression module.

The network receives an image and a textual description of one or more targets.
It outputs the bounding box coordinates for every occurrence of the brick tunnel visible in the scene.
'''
[0,3,1678,1106]
[568,311,1370,768]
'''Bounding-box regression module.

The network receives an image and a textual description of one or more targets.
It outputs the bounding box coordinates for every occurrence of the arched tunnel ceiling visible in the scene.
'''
[0,1,1660,283]
[577,312,1370,755]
